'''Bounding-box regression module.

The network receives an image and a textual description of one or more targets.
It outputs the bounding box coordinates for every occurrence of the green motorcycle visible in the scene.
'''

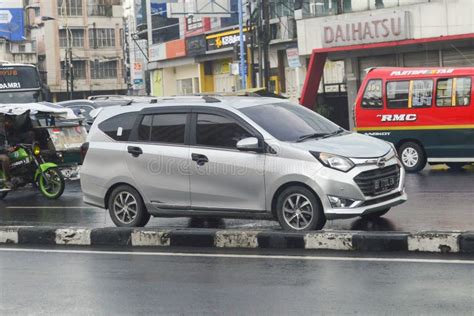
[0,143,65,200]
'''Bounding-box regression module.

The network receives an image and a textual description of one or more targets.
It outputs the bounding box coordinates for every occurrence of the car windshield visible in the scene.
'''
[0,90,41,104]
[240,102,341,142]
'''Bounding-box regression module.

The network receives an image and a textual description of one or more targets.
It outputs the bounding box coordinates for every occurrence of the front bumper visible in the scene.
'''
[312,157,407,220]
[324,190,407,220]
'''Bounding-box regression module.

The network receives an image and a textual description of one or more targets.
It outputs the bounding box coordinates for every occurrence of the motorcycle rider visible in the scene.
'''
[0,115,35,188]
[0,128,14,188]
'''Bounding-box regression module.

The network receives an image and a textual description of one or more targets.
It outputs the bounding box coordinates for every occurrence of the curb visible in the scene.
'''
[1,227,473,253]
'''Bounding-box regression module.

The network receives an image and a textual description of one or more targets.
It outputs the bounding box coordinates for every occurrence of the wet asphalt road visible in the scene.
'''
[0,166,472,231]
[1,247,473,315]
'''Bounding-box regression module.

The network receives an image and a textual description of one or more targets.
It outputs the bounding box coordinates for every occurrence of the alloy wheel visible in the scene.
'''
[282,193,314,230]
[113,191,138,224]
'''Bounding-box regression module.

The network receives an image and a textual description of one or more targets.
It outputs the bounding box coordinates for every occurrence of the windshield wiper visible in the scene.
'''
[296,132,329,142]
[322,127,346,139]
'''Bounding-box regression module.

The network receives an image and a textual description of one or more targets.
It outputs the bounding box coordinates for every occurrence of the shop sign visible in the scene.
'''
[149,43,166,61]
[286,47,301,68]
[321,12,410,48]
[186,35,206,56]
[206,28,248,51]
[166,39,187,59]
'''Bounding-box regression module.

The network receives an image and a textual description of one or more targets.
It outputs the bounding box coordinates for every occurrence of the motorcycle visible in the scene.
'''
[0,143,65,200]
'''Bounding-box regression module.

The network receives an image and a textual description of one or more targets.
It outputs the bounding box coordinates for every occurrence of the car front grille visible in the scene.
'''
[354,165,400,197]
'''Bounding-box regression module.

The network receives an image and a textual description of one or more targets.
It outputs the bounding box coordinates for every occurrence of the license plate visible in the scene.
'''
[374,176,396,193]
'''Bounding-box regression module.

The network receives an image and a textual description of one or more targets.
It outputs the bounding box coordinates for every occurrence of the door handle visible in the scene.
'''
[127,146,143,157]
[192,153,209,166]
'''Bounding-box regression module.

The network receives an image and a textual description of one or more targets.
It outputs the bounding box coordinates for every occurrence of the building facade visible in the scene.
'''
[143,0,301,100]
[0,1,39,65]
[296,0,474,129]
[29,0,126,101]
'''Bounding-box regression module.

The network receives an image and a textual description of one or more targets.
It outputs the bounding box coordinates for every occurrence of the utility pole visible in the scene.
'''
[262,0,271,91]
[69,47,74,100]
[248,0,255,88]
[257,2,263,88]
[237,0,246,90]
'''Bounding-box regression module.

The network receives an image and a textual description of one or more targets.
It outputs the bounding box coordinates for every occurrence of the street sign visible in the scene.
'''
[287,47,301,68]
[0,0,24,42]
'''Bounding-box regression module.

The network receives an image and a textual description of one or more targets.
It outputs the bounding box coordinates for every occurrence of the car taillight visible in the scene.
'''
[80,142,89,164]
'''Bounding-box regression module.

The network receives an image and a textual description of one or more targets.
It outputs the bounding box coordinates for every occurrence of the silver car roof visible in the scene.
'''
[99,96,287,113]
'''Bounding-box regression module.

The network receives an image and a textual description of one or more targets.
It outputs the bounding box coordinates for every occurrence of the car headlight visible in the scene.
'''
[387,142,398,157]
[311,151,355,172]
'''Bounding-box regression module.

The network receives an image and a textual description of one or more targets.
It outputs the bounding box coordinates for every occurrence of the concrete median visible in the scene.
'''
[1,226,473,254]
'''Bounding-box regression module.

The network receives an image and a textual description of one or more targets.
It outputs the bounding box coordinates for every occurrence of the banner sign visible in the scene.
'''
[206,27,248,51]
[0,0,24,42]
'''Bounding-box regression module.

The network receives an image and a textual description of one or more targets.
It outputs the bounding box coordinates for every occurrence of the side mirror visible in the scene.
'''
[236,137,261,152]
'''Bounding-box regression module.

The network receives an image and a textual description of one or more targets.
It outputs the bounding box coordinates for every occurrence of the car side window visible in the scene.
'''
[387,81,410,109]
[138,113,186,144]
[437,77,472,107]
[99,113,137,141]
[361,79,383,109]
[196,113,252,149]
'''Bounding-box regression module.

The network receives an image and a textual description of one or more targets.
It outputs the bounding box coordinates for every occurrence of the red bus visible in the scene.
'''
[354,67,474,172]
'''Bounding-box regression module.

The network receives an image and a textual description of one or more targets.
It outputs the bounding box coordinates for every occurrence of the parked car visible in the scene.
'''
[58,98,144,130]
[80,96,407,231]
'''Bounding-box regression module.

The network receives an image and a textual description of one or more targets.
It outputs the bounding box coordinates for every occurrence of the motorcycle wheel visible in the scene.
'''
[38,168,65,199]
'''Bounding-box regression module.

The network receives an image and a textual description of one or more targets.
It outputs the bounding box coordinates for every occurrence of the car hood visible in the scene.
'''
[290,132,391,158]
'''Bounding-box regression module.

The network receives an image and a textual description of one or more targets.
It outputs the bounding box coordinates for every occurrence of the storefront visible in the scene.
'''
[148,38,201,96]
[198,27,249,93]
[297,0,474,129]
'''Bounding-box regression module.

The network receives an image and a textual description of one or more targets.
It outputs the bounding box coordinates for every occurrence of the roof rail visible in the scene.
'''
[202,96,221,103]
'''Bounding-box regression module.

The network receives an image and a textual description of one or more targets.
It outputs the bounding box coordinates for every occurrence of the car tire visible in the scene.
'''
[276,186,326,231]
[398,142,426,173]
[108,185,150,227]
[360,208,390,220]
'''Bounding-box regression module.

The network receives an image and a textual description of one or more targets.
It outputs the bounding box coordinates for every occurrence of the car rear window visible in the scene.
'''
[98,113,137,141]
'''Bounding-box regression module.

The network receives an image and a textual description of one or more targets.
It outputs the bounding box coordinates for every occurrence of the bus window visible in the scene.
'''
[436,77,472,106]
[411,80,433,108]
[436,79,453,106]
[387,81,409,109]
[361,79,383,109]
[456,78,471,106]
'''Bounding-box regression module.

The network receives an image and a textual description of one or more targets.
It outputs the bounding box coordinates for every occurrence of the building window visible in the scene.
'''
[386,81,409,109]
[436,78,472,107]
[61,60,86,79]
[177,78,193,95]
[270,0,295,19]
[59,29,84,48]
[87,0,121,17]
[57,0,83,16]
[89,28,116,48]
[90,60,118,79]
[361,79,383,109]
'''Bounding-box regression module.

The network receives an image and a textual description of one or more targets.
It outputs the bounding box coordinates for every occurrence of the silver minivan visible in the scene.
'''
[80,96,407,231]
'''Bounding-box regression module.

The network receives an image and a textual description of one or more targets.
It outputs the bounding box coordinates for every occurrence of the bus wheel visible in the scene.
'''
[398,142,426,173]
